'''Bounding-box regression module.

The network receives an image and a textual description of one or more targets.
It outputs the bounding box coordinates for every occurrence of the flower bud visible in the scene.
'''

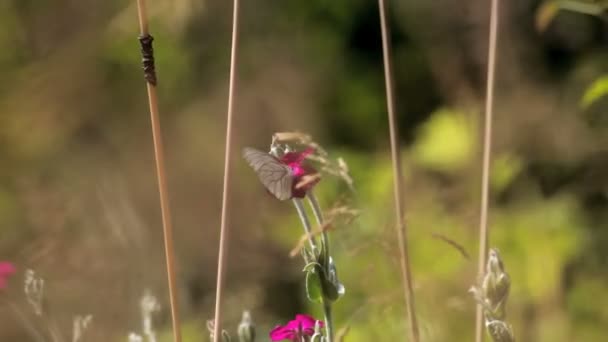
[238,311,255,342]
[482,249,510,320]
[486,319,515,342]
[310,320,325,342]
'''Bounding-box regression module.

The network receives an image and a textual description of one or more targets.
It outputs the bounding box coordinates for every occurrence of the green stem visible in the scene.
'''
[306,193,329,267]
[292,198,318,253]
[307,192,334,342]
[322,299,334,342]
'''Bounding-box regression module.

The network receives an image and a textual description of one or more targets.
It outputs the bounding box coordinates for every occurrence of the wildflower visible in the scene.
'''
[280,148,320,198]
[0,262,15,290]
[243,147,320,201]
[269,314,323,341]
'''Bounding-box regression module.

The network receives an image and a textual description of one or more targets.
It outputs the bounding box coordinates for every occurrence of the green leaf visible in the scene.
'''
[305,268,323,303]
[303,262,322,273]
[581,75,608,108]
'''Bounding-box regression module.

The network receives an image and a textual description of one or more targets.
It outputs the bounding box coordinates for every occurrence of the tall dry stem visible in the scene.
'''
[212,1,240,341]
[377,0,420,340]
[134,1,182,341]
[475,0,500,341]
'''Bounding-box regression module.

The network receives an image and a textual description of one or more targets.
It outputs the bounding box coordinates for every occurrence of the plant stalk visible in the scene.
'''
[307,193,329,267]
[212,1,240,341]
[2,299,46,342]
[322,299,334,342]
[307,192,334,342]
[377,0,420,340]
[293,198,318,251]
[134,1,181,341]
[293,195,334,342]
[475,0,500,341]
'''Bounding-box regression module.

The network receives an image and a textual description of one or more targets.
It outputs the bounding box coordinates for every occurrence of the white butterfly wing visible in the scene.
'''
[243,147,293,201]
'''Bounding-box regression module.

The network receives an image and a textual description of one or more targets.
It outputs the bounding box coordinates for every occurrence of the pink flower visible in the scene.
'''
[0,262,16,290]
[269,314,323,341]
[280,148,320,198]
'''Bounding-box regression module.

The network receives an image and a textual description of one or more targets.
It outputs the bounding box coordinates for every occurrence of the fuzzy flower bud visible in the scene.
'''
[470,248,515,342]
[486,319,515,342]
[482,249,510,320]
[238,311,255,342]
[24,269,44,315]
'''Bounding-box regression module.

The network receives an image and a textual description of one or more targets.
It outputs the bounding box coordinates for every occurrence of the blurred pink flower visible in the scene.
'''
[280,148,320,198]
[269,314,322,341]
[0,262,16,290]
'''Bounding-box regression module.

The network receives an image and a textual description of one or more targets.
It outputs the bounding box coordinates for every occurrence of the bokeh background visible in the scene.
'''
[1,0,607,341]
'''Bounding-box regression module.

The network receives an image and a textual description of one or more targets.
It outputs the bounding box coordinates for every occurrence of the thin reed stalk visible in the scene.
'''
[134,1,181,341]
[2,299,46,342]
[475,0,500,341]
[377,0,420,340]
[212,1,240,341]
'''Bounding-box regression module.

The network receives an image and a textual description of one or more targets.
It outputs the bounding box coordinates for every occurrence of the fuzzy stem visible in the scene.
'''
[293,196,334,342]
[47,316,64,342]
[377,0,420,340]
[293,198,318,252]
[1,299,46,342]
[475,1,499,342]
[134,1,181,341]
[212,1,240,341]
[307,192,334,342]
[322,299,334,342]
[306,192,329,266]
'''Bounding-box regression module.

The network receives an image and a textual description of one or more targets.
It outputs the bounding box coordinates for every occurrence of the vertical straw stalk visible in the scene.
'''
[134,1,182,341]
[475,0,500,341]
[377,0,420,340]
[213,1,240,341]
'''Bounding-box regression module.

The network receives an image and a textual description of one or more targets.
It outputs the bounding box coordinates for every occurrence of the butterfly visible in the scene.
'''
[242,147,294,201]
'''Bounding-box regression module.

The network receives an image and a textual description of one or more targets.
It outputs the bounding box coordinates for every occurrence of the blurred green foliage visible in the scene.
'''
[0,1,607,342]
[581,74,608,108]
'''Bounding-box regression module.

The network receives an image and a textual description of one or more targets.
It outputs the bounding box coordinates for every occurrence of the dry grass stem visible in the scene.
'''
[335,325,350,342]
[212,1,240,341]
[475,0,500,341]
[295,174,322,190]
[431,232,471,260]
[134,1,181,341]
[377,0,420,340]
[289,206,359,258]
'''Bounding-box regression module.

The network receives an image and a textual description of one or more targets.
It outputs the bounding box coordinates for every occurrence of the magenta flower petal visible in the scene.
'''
[0,262,15,290]
[294,314,320,330]
[0,262,15,276]
[279,148,319,198]
[294,314,322,335]
[269,314,323,341]
[269,325,296,341]
[280,148,313,166]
